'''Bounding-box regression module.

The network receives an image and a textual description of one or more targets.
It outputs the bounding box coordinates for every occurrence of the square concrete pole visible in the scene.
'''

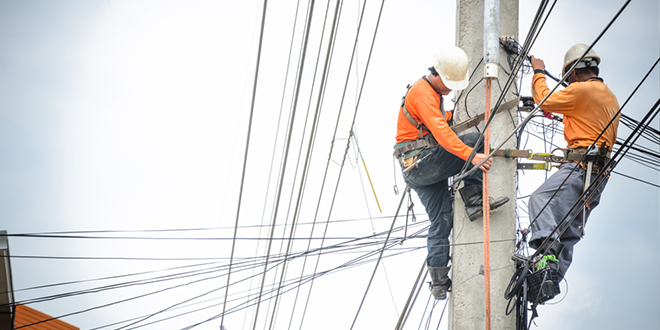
[449,0,518,329]
[0,231,14,328]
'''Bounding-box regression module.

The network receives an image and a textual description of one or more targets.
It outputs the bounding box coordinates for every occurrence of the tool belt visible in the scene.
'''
[559,146,611,174]
[393,134,438,160]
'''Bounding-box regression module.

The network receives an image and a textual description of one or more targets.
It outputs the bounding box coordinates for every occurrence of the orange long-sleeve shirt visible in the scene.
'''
[395,78,473,160]
[532,73,620,149]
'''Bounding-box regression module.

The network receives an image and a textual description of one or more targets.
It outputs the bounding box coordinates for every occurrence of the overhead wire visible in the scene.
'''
[243,0,308,325]
[294,0,387,327]
[221,0,268,327]
[350,127,400,313]
[266,0,342,326]
[11,225,433,327]
[246,0,319,327]
[157,222,432,329]
[3,214,406,238]
[11,218,517,329]
[261,0,351,328]
[258,0,320,324]
[108,228,414,330]
[266,0,349,328]
[255,0,390,327]
[272,0,334,324]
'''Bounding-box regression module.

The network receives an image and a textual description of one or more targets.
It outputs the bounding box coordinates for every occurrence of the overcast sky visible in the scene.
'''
[1,1,658,329]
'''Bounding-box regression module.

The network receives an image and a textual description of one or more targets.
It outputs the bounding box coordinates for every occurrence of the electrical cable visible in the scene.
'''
[10,221,514,329]
[243,0,307,325]
[297,0,387,328]
[267,0,340,324]
[280,0,354,327]
[173,222,432,330]
[3,215,405,239]
[246,1,318,327]
[221,0,268,327]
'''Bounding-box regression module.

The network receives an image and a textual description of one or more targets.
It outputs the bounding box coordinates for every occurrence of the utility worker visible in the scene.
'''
[528,44,620,288]
[393,46,509,300]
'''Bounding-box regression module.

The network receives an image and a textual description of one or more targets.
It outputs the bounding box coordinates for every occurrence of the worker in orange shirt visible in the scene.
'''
[528,44,620,296]
[393,46,509,299]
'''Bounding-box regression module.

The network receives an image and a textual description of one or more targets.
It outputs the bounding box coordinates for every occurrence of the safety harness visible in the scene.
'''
[393,81,520,167]
[392,79,445,167]
[400,78,447,139]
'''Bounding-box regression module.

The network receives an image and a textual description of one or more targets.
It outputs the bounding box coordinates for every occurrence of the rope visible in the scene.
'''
[361,157,383,212]
[483,79,492,330]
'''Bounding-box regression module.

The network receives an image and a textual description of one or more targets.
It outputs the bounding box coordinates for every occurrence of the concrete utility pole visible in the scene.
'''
[0,230,15,328]
[450,1,518,330]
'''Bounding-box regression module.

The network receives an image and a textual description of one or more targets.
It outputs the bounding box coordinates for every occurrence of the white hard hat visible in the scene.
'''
[562,43,600,76]
[433,46,470,91]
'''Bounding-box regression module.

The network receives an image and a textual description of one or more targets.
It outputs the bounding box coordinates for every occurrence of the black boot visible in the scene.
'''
[458,185,510,221]
[531,241,564,303]
[428,266,451,299]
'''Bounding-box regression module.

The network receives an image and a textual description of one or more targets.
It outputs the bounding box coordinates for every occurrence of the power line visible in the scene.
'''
[222,0,269,326]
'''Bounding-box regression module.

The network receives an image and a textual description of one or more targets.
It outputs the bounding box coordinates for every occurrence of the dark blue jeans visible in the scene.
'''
[402,132,483,268]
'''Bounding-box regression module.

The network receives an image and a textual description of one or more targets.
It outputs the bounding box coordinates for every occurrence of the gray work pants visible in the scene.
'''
[528,162,608,278]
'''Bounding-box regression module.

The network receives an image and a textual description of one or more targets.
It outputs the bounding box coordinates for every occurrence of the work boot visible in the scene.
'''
[428,266,451,300]
[533,242,564,303]
[536,242,564,271]
[458,185,510,221]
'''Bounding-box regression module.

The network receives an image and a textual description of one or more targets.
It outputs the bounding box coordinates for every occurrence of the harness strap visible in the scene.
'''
[401,81,445,139]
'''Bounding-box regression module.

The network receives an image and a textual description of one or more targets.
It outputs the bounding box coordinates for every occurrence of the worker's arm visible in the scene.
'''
[414,93,474,160]
[532,73,576,115]
[530,55,576,115]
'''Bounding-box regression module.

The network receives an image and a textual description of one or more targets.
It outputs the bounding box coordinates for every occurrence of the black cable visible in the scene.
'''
[13,220,433,325]
[155,226,431,330]
[10,223,512,329]
[3,215,402,238]
[221,0,269,326]
[296,0,389,327]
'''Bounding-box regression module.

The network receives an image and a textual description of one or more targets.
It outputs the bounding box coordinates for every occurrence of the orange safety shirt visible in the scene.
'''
[532,73,620,150]
[395,78,473,160]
